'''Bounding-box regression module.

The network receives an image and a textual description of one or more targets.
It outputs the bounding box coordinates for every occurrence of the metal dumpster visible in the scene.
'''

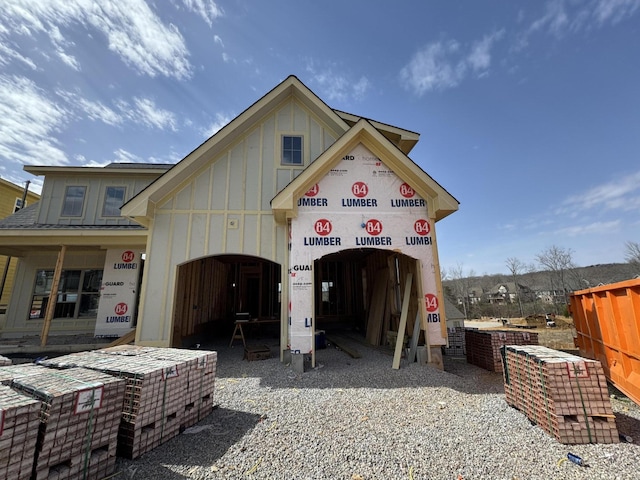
[569,278,640,406]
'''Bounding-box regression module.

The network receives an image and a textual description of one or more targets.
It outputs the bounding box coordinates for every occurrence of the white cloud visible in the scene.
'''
[214,35,223,47]
[559,171,640,213]
[0,0,193,79]
[592,0,640,24]
[520,0,640,45]
[400,40,472,95]
[56,90,123,126]
[202,112,232,138]
[182,0,223,26]
[129,97,178,131]
[0,42,37,70]
[468,31,505,72]
[305,63,371,103]
[0,75,69,166]
[554,220,621,237]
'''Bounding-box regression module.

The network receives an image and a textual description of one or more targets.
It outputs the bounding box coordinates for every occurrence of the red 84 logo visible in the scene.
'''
[314,219,332,236]
[424,294,438,312]
[114,303,128,315]
[122,251,135,262]
[414,219,430,236]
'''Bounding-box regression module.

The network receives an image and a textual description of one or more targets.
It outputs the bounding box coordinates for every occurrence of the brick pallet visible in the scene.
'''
[97,346,217,430]
[502,345,618,444]
[10,367,125,480]
[0,384,41,480]
[465,329,538,372]
[42,351,188,459]
[443,327,466,356]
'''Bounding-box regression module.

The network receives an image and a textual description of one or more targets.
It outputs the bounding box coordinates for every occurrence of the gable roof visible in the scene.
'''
[121,75,428,224]
[271,118,458,223]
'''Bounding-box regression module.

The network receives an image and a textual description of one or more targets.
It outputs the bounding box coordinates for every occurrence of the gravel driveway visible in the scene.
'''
[114,337,640,480]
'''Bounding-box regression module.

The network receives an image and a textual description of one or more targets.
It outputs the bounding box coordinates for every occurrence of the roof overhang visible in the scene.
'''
[0,229,148,257]
[271,119,459,224]
[334,110,420,155]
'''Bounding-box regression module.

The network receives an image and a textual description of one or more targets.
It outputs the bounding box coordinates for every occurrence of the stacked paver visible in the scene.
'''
[9,366,125,479]
[41,346,217,459]
[502,345,619,444]
[465,329,538,372]
[0,384,41,480]
[97,346,217,430]
[443,327,466,356]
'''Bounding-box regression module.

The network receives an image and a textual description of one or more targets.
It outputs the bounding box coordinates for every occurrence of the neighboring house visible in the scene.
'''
[486,282,535,304]
[0,76,458,372]
[0,178,40,313]
[443,296,466,328]
[467,286,484,305]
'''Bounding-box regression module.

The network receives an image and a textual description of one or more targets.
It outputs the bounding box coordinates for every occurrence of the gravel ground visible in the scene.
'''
[112,336,640,480]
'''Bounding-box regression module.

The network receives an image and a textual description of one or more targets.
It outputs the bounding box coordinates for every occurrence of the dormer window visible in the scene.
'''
[281,135,303,165]
[61,186,86,217]
[102,186,126,217]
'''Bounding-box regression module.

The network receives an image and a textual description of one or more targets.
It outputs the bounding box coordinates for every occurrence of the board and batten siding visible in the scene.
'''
[136,98,339,344]
[35,174,155,225]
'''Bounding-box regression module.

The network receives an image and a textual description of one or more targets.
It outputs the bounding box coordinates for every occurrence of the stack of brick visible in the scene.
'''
[41,351,188,459]
[465,329,538,372]
[0,384,41,480]
[0,355,11,366]
[443,327,466,356]
[98,346,217,430]
[502,345,619,444]
[9,366,125,480]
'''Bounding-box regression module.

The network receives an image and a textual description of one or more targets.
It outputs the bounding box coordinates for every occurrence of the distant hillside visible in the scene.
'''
[443,262,638,294]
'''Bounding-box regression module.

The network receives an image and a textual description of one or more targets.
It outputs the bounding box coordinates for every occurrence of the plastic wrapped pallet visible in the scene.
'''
[0,364,49,385]
[10,366,125,480]
[465,329,538,372]
[502,345,619,444]
[0,384,41,480]
[97,345,217,429]
[41,351,187,459]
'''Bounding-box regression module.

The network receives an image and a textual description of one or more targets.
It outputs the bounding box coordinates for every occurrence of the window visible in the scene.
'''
[61,186,86,216]
[13,197,25,213]
[30,269,103,319]
[102,186,126,216]
[282,135,303,165]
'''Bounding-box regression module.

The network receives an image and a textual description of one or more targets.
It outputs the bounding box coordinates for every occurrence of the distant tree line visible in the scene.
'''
[442,242,640,320]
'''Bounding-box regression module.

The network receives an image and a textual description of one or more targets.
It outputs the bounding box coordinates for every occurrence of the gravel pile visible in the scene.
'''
[113,337,640,480]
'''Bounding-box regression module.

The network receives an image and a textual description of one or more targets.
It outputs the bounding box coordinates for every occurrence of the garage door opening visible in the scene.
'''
[172,255,281,347]
[315,249,422,348]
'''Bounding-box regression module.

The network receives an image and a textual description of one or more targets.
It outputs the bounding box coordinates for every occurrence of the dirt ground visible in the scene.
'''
[470,315,577,351]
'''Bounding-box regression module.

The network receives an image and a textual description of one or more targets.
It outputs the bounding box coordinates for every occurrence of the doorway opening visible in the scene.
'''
[172,255,281,347]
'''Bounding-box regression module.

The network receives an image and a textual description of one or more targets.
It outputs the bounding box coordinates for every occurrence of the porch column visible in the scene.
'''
[40,245,66,347]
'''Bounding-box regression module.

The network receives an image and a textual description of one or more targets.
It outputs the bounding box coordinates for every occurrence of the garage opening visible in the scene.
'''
[315,249,422,348]
[172,255,281,347]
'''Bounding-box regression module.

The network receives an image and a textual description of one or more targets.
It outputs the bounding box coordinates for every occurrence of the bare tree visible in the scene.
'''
[535,245,577,312]
[625,241,640,270]
[505,257,525,317]
[449,263,476,319]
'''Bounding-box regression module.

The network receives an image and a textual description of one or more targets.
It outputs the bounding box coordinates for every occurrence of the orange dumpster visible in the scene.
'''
[569,278,640,406]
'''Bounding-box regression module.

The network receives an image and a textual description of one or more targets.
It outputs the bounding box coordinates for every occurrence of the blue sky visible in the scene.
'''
[0,0,639,276]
